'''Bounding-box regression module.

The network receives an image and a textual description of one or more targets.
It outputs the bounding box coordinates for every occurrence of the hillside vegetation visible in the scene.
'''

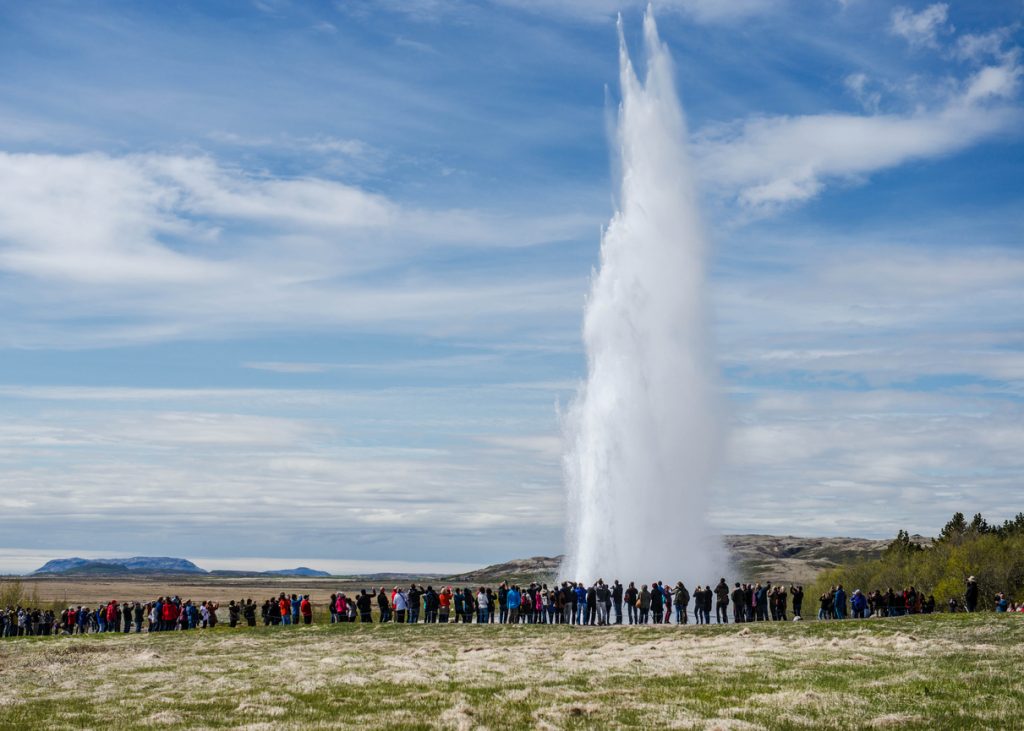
[812,512,1024,606]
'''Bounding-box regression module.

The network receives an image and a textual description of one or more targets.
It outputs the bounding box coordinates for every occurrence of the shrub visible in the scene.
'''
[809,513,1024,608]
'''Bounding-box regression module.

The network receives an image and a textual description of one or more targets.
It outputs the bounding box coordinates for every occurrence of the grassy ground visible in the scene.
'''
[1,613,1021,730]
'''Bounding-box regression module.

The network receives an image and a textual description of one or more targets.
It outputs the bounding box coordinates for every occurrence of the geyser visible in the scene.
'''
[562,9,721,584]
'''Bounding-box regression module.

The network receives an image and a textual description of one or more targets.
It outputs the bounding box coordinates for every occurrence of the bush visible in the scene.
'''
[809,513,1024,609]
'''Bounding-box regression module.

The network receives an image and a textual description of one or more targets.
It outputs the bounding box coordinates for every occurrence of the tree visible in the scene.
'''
[996,513,1024,538]
[937,512,968,544]
[968,513,991,535]
[883,529,923,557]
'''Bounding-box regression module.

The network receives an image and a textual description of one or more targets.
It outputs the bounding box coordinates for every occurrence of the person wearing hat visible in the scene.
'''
[965,576,979,613]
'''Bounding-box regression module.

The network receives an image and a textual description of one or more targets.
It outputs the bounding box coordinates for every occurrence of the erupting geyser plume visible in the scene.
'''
[562,9,721,583]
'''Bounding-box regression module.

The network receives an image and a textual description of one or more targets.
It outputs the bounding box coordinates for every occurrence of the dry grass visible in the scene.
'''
[1,614,1022,729]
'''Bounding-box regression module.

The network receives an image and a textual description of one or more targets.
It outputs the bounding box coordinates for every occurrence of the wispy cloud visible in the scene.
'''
[693,52,1022,209]
[890,3,952,49]
[0,151,593,347]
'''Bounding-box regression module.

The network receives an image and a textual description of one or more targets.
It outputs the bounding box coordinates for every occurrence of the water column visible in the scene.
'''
[562,8,722,584]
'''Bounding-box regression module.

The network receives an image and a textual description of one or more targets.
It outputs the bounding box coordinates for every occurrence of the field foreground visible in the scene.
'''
[1,614,1021,729]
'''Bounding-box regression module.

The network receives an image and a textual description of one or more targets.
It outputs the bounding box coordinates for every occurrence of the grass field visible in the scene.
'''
[1,613,1021,729]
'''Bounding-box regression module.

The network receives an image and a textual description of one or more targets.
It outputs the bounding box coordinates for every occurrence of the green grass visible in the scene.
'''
[1,614,1022,729]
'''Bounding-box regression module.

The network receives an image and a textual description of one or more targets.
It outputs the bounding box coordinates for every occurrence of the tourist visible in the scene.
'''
[965,576,979,613]
[790,585,804,618]
[624,582,638,625]
[833,585,847,620]
[408,585,421,624]
[715,579,729,624]
[439,586,451,623]
[730,583,744,624]
[675,582,690,625]
[507,584,521,624]
[638,584,651,624]
[476,587,489,623]
[650,582,663,625]
[595,581,610,625]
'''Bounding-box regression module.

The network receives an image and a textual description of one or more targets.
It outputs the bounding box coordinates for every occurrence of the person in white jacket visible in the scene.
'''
[393,589,409,624]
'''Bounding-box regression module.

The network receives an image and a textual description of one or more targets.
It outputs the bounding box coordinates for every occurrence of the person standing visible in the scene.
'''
[714,579,729,624]
[755,583,769,621]
[476,587,489,623]
[965,576,979,613]
[791,585,803,618]
[674,582,690,625]
[377,587,391,623]
[407,585,421,624]
[595,582,610,625]
[394,588,408,624]
[612,580,624,624]
[453,587,465,623]
[507,585,521,624]
[243,599,256,627]
[498,583,509,624]
[650,583,663,625]
[355,590,371,623]
[423,586,438,624]
[624,582,638,625]
[439,587,451,623]
[731,583,745,623]
[833,585,847,620]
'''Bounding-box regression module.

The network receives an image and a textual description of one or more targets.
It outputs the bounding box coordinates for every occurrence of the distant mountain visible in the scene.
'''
[32,556,207,575]
[207,567,337,579]
[263,567,331,577]
[445,556,562,584]
[723,534,927,585]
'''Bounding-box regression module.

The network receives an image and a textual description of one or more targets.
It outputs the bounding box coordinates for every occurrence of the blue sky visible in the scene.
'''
[0,0,1021,573]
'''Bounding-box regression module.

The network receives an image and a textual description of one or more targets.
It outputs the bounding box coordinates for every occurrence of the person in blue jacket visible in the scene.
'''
[833,585,847,619]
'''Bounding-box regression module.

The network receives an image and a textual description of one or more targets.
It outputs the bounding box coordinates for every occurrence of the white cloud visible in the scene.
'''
[0,151,593,347]
[718,388,1024,536]
[963,55,1022,104]
[0,383,568,561]
[394,36,439,54]
[890,3,952,49]
[694,53,1023,209]
[955,27,1016,63]
[844,72,882,112]
[715,239,1024,382]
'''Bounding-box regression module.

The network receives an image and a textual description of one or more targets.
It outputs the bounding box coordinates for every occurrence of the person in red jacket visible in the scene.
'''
[106,601,119,633]
[300,595,312,624]
[161,600,177,631]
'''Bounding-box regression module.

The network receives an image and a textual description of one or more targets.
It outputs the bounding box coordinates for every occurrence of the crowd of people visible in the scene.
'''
[1,576,1015,638]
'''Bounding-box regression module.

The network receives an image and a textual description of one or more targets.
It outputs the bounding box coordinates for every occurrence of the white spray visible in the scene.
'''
[562,9,721,584]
